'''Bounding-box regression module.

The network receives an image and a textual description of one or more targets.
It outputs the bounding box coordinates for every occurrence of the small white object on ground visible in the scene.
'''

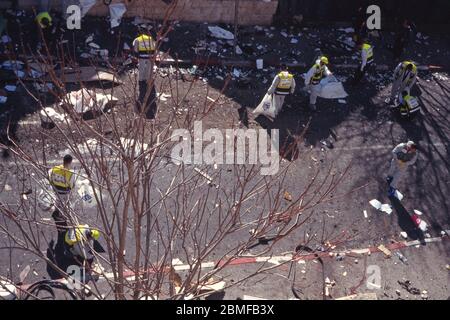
[208,26,234,40]
[380,204,392,214]
[394,190,404,200]
[4,85,17,92]
[369,199,382,210]
[400,232,408,239]
[363,210,368,218]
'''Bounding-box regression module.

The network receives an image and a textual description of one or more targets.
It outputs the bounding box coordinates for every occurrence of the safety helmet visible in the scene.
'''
[90,229,100,240]
[320,56,329,64]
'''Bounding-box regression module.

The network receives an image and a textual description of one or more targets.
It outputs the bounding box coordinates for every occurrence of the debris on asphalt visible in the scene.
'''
[363,210,368,218]
[380,204,393,215]
[4,184,12,191]
[395,251,408,265]
[377,244,392,257]
[369,199,382,210]
[398,280,420,295]
[208,26,234,40]
[283,191,293,202]
[4,85,17,92]
[400,232,408,239]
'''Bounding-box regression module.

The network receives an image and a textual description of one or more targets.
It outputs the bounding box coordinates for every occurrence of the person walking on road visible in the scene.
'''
[387,141,418,196]
[304,56,331,111]
[267,64,296,116]
[386,60,417,104]
[352,40,374,85]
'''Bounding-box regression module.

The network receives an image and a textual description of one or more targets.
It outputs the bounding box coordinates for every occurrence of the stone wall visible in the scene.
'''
[14,0,279,26]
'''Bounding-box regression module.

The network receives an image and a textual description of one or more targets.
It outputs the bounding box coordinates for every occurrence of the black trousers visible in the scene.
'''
[353,63,373,85]
[137,81,158,119]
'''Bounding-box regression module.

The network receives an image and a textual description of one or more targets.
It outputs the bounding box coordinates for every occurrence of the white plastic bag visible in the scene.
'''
[37,179,57,212]
[253,93,276,119]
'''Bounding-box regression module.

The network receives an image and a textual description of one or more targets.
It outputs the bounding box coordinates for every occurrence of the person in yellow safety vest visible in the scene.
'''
[352,41,373,84]
[267,64,296,117]
[304,56,332,111]
[49,154,75,195]
[397,90,420,117]
[65,224,100,261]
[132,30,158,119]
[36,11,52,29]
[387,61,417,104]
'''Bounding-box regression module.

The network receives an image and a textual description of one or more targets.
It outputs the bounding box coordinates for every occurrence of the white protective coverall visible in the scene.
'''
[390,62,417,101]
[267,72,296,115]
[304,61,331,105]
[388,142,418,189]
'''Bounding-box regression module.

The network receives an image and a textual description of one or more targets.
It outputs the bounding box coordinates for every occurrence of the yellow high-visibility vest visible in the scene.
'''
[311,64,324,84]
[36,12,52,29]
[49,165,73,191]
[362,43,373,62]
[134,34,155,56]
[65,225,100,246]
[276,71,294,94]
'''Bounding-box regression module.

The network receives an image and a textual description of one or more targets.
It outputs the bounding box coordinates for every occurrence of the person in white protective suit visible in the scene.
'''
[266,64,296,117]
[304,56,332,111]
[386,60,418,104]
[387,141,418,196]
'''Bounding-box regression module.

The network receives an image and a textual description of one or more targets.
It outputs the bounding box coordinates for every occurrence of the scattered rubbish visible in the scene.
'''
[377,244,392,257]
[380,204,392,215]
[363,210,368,218]
[290,38,298,44]
[339,27,355,33]
[34,82,54,93]
[338,99,346,104]
[413,209,423,216]
[283,191,293,202]
[4,184,12,191]
[233,68,241,78]
[40,107,65,129]
[4,85,17,92]
[421,290,428,300]
[109,3,127,28]
[398,280,420,295]
[208,26,234,40]
[1,60,24,70]
[369,199,382,210]
[400,232,408,239]
[1,35,11,44]
[65,88,118,114]
[256,59,264,70]
[432,72,448,81]
[235,45,243,55]
[0,95,7,104]
[280,31,288,38]
[395,251,408,264]
[194,167,218,188]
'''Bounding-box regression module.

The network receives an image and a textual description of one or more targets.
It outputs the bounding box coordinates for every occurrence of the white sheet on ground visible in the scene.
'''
[318,76,348,99]
[65,88,118,114]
